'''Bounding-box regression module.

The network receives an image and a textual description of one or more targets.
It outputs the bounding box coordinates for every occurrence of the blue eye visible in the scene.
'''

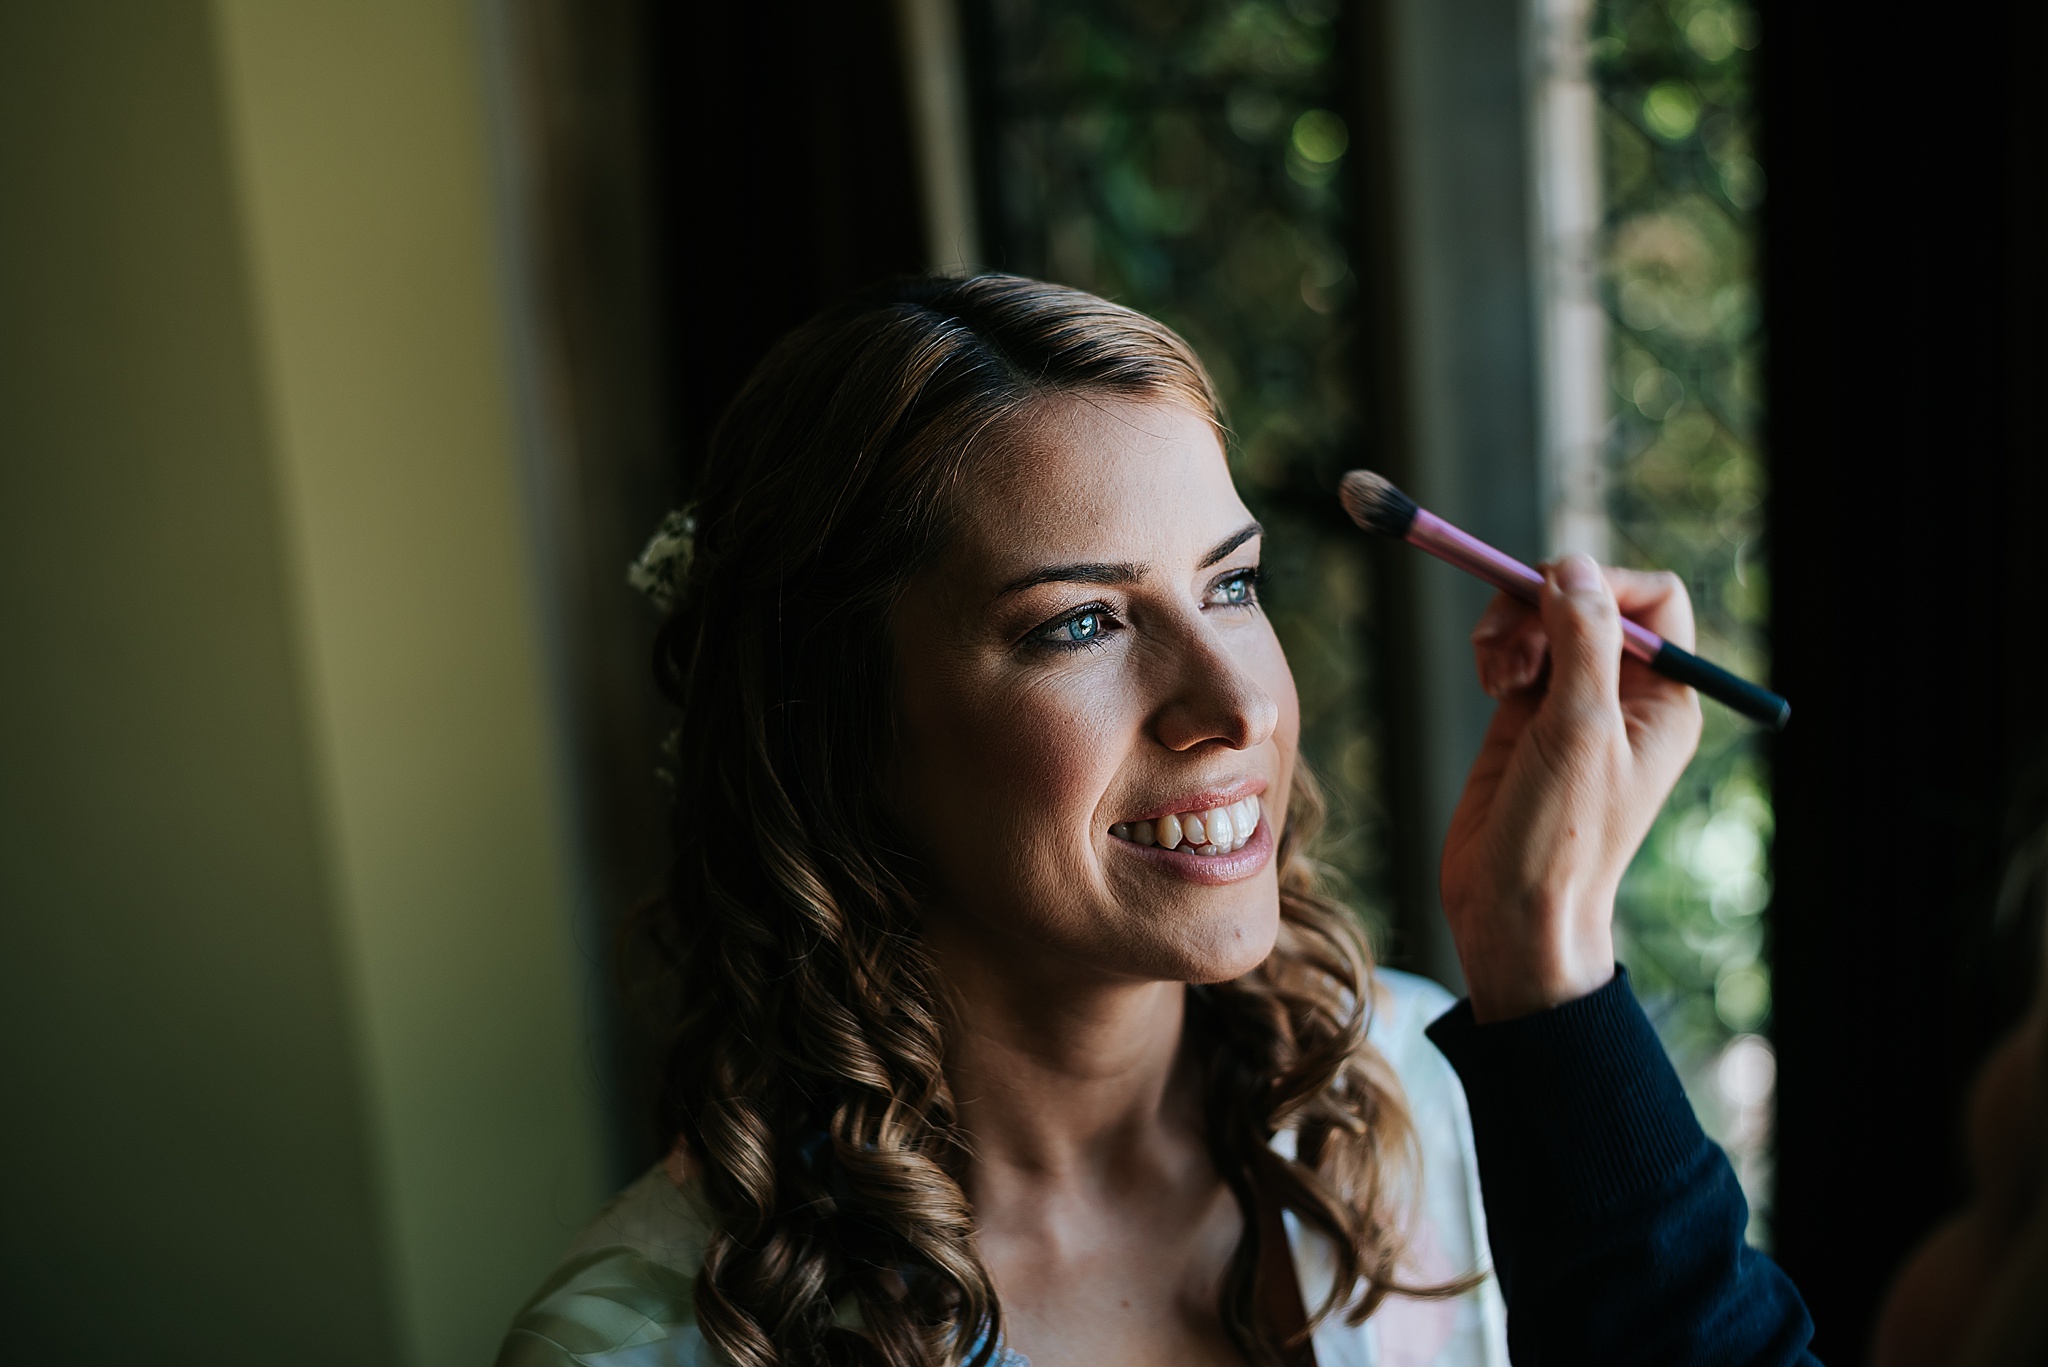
[1208,569,1263,608]
[1028,604,1119,652]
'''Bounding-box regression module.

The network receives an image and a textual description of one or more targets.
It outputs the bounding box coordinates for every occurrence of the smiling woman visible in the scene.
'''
[493,274,1503,1367]
[891,396,1295,979]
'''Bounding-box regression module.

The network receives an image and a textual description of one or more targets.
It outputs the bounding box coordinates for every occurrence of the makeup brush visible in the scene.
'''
[1339,469,1790,730]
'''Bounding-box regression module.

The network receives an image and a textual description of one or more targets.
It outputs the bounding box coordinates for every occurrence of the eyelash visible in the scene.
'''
[1023,568,1265,653]
[1027,602,1122,653]
[1211,567,1266,610]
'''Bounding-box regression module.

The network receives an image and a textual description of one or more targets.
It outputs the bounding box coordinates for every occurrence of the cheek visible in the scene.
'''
[899,663,1133,886]
[969,675,1130,820]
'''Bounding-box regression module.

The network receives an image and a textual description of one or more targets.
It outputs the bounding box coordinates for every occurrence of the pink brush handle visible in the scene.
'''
[1407,510,1663,661]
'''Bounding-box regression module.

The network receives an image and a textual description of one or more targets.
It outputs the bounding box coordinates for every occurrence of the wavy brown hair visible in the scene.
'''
[646,275,1440,1367]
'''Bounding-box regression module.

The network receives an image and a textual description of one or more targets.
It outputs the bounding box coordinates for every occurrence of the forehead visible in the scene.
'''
[952,394,1243,567]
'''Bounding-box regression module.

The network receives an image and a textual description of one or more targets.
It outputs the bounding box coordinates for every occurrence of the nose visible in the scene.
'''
[1150,624,1280,754]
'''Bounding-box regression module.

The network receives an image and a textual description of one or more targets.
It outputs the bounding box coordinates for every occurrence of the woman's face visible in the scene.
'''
[891,394,1298,987]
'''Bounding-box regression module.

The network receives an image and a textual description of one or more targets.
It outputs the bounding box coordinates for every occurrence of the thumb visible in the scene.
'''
[1540,554,1622,722]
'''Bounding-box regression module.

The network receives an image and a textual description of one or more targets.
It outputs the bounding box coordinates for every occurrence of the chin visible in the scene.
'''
[1053,890,1278,986]
[1169,896,1281,984]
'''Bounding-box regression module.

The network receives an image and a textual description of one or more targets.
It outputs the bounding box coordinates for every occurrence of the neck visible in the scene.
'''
[924,920,1202,1186]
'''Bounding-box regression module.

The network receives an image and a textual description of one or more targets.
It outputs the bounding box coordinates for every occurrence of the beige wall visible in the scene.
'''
[0,4,606,1363]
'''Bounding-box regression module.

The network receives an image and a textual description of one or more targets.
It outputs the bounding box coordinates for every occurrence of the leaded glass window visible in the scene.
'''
[1593,0,1773,1240]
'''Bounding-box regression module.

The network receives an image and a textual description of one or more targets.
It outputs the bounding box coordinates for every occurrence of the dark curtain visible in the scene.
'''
[1765,1,2048,1359]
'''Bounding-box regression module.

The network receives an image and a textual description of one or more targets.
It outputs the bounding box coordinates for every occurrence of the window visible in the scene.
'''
[1594,0,1773,1239]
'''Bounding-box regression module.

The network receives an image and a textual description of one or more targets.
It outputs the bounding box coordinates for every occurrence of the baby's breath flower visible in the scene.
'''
[628,505,697,612]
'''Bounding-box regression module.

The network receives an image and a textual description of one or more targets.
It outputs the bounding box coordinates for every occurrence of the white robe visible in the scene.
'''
[496,969,1509,1367]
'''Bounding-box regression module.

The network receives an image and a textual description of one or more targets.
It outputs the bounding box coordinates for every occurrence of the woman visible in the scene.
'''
[496,274,1796,1366]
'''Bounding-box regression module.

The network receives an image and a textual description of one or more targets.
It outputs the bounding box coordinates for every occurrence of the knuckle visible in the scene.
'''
[1561,596,1621,640]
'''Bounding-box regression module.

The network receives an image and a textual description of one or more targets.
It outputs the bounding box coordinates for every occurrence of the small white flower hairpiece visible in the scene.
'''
[627,505,698,612]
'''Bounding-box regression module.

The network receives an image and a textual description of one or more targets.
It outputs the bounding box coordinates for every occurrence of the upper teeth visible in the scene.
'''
[1111,795,1262,856]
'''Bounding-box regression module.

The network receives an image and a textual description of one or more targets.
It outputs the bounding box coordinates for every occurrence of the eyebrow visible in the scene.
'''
[992,521,1263,599]
[1199,521,1263,569]
[994,560,1143,598]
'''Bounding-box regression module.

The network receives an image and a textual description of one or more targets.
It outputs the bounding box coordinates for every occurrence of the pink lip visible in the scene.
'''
[1113,814,1275,886]
[1117,778,1269,827]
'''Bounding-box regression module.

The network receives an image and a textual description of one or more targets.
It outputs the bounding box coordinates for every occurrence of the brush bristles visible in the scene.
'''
[1338,470,1419,538]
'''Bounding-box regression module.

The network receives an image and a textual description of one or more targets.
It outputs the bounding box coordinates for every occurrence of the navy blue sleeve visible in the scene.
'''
[1425,969,1819,1366]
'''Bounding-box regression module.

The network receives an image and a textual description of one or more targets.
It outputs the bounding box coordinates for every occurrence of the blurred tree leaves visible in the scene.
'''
[1596,0,1775,1238]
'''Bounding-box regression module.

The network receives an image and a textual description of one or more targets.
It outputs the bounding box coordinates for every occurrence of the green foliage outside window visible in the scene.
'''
[976,0,1393,923]
[975,0,1776,1241]
[1593,0,1774,1239]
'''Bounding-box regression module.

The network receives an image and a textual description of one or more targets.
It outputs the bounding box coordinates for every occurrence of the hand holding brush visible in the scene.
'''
[1442,553,1704,1017]
[1339,469,1790,729]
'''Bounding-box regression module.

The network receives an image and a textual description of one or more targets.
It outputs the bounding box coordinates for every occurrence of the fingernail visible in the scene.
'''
[1557,553,1601,593]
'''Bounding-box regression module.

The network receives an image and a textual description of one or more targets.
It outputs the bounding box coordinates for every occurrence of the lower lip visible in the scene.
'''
[1112,816,1275,886]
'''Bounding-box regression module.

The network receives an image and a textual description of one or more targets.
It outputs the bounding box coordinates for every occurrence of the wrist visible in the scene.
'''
[1466,957,1617,1024]
[1452,894,1616,1024]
